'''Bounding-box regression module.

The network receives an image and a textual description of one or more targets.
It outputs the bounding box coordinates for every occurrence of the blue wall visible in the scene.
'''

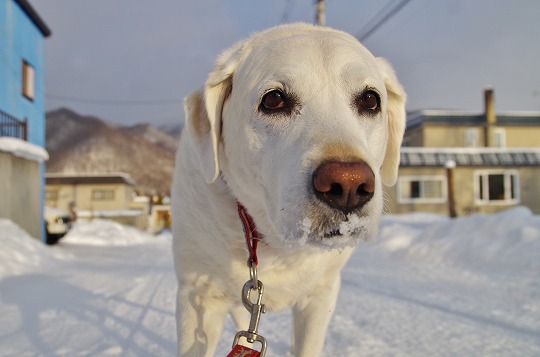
[1,0,46,147]
[1,0,47,240]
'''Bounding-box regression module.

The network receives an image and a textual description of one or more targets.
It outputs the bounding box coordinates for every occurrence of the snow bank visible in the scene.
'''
[0,218,162,279]
[4,207,538,278]
[62,219,156,246]
[0,137,49,163]
[377,206,540,274]
[0,219,68,278]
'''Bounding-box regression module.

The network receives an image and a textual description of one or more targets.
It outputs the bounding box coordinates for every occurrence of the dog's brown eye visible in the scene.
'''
[355,90,380,114]
[262,90,286,111]
[259,89,299,116]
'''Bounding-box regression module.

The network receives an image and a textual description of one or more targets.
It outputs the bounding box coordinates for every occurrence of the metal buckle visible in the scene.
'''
[249,261,258,290]
[230,279,267,356]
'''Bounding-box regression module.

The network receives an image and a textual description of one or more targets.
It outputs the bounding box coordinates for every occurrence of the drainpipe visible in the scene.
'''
[445,160,457,218]
[484,88,496,147]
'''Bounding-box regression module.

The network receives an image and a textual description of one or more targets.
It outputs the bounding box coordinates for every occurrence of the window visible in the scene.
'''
[465,128,479,147]
[398,176,447,204]
[91,189,115,201]
[45,190,58,202]
[494,128,506,148]
[22,60,35,101]
[475,170,519,205]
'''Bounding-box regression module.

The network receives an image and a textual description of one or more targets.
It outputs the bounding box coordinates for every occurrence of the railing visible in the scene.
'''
[0,109,27,141]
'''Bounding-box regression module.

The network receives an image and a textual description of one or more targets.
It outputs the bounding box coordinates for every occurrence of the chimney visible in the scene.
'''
[484,88,496,147]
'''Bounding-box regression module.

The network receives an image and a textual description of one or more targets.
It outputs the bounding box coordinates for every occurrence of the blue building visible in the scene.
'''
[1,0,50,144]
[1,0,50,240]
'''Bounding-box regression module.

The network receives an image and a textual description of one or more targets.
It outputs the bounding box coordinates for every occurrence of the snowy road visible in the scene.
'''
[334,253,540,356]
[1,208,540,356]
[0,240,177,357]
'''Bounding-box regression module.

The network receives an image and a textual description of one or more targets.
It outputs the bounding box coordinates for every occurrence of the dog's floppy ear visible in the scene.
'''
[185,42,245,183]
[376,57,406,187]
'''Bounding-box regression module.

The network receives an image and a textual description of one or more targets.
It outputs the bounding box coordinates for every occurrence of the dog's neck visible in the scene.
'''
[219,171,263,263]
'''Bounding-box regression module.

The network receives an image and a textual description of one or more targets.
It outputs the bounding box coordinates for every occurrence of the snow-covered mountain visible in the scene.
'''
[45,108,181,195]
[125,123,179,153]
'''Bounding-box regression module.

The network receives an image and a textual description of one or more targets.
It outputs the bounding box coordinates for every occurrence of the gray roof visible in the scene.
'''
[400,147,540,167]
[46,173,136,186]
[407,110,540,130]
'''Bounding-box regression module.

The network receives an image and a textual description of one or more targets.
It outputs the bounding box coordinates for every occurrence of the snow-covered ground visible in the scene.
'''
[1,208,539,356]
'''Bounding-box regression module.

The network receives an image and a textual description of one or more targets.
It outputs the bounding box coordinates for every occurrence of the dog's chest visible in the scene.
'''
[241,249,351,311]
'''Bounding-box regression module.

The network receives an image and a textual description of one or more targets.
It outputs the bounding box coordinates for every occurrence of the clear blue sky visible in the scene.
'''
[33,0,540,126]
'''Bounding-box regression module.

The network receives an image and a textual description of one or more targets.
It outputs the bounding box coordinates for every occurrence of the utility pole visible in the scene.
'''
[315,0,325,26]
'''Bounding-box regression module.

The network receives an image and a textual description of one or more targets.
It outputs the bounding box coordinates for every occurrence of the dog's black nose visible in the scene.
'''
[312,160,375,214]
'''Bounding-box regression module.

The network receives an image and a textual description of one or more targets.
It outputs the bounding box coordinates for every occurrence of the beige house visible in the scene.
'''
[387,89,540,216]
[45,172,149,229]
[385,147,540,215]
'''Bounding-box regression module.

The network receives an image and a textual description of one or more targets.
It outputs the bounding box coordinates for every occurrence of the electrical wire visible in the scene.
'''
[45,93,182,106]
[356,0,412,42]
[281,0,296,23]
[47,1,410,108]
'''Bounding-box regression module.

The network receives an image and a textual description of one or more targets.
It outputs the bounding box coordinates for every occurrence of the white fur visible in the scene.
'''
[172,23,406,357]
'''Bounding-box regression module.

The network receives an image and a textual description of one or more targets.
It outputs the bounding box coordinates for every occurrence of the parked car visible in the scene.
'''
[44,206,72,245]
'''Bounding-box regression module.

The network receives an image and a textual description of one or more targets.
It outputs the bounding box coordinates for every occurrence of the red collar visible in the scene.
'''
[237,202,260,267]
[220,172,262,267]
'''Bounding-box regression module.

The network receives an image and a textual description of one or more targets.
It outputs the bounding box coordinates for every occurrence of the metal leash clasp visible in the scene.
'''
[231,264,267,356]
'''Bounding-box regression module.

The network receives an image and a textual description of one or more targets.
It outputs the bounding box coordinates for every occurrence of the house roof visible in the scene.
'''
[400,147,540,167]
[14,0,51,37]
[45,173,136,186]
[407,110,540,130]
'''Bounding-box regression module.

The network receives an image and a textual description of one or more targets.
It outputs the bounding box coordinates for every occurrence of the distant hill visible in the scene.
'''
[45,108,182,195]
[158,123,184,142]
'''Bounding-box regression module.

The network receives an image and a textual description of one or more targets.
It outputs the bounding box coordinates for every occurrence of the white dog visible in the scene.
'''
[172,23,406,357]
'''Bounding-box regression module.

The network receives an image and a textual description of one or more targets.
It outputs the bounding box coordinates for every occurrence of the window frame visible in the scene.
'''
[91,189,116,201]
[22,60,36,101]
[397,175,448,204]
[494,128,507,148]
[45,189,58,202]
[474,169,520,206]
[465,128,479,147]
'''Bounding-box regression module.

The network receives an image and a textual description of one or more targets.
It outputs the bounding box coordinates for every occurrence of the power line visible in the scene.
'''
[281,0,296,23]
[46,93,182,106]
[356,0,412,42]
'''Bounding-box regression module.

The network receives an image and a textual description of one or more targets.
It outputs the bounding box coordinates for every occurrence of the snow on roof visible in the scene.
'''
[0,137,49,163]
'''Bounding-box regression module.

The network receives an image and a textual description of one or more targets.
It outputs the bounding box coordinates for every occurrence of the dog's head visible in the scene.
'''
[185,23,406,249]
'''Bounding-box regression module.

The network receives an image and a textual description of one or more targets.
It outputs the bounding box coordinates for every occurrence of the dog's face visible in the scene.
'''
[185,24,406,249]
